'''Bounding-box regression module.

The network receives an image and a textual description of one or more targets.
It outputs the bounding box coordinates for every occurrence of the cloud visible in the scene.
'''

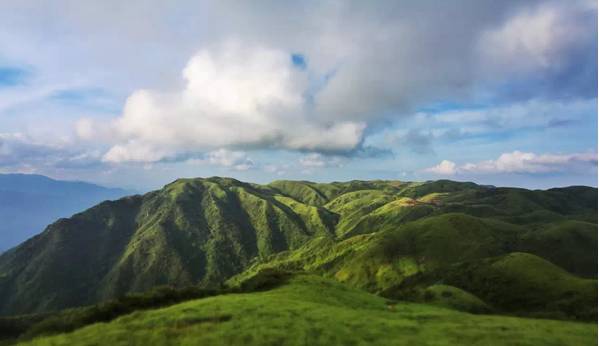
[424,160,457,175]
[186,149,254,171]
[92,41,365,163]
[437,99,595,130]
[298,153,345,169]
[381,98,598,152]
[0,132,103,172]
[214,1,595,118]
[478,1,597,99]
[204,149,254,171]
[387,129,434,154]
[0,0,595,188]
[59,1,595,165]
[480,3,587,70]
[425,151,597,175]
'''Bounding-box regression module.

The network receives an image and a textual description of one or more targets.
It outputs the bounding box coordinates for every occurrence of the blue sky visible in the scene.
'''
[0,0,596,191]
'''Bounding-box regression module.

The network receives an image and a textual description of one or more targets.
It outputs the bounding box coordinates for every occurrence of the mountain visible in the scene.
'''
[0,177,595,320]
[0,174,129,252]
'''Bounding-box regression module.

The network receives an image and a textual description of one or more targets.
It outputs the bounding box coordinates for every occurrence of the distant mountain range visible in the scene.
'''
[0,174,129,252]
[0,177,595,321]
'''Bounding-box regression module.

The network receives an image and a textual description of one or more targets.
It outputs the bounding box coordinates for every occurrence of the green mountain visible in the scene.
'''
[0,177,596,321]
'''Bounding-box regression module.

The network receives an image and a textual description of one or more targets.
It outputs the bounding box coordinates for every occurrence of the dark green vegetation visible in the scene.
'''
[0,178,596,328]
[17,275,598,346]
[0,285,223,344]
[0,269,292,345]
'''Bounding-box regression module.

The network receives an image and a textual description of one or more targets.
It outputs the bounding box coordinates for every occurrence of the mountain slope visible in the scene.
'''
[0,174,128,251]
[0,177,595,318]
[21,275,598,346]
[0,177,337,314]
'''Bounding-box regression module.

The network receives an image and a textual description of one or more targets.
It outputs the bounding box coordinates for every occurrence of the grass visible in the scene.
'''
[415,284,492,314]
[0,285,226,345]
[21,275,597,346]
[442,253,597,320]
[0,269,292,344]
[516,220,597,277]
[231,214,597,321]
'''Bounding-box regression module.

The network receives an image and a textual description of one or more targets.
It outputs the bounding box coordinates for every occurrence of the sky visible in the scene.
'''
[0,0,597,191]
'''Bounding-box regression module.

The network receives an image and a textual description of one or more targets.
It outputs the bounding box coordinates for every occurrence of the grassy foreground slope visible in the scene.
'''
[23,275,597,346]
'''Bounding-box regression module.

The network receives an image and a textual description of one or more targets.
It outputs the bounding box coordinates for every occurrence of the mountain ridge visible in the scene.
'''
[0,177,596,319]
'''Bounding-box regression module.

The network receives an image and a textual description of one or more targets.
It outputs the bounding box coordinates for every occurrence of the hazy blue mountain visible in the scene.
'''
[0,174,129,251]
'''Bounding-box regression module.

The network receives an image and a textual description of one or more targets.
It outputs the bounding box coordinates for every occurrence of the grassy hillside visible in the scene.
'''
[0,178,337,314]
[19,275,597,346]
[382,252,597,320]
[0,177,596,320]
[230,215,597,319]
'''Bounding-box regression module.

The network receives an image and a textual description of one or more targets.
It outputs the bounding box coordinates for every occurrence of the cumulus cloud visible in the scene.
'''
[91,42,365,163]
[425,151,597,175]
[60,0,596,165]
[424,160,457,175]
[213,1,595,116]
[2,0,594,180]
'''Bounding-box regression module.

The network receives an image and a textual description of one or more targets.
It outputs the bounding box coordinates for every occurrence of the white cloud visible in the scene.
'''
[298,153,345,169]
[206,149,254,171]
[0,132,103,173]
[424,160,457,175]
[187,148,255,171]
[93,41,365,163]
[425,151,597,175]
[55,1,595,166]
[0,0,595,183]
[462,151,597,174]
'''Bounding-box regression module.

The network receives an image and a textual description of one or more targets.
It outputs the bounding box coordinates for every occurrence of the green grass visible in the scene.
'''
[233,213,522,290]
[0,285,223,345]
[441,253,597,320]
[418,284,492,314]
[21,275,597,346]
[516,220,598,277]
[230,214,597,320]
